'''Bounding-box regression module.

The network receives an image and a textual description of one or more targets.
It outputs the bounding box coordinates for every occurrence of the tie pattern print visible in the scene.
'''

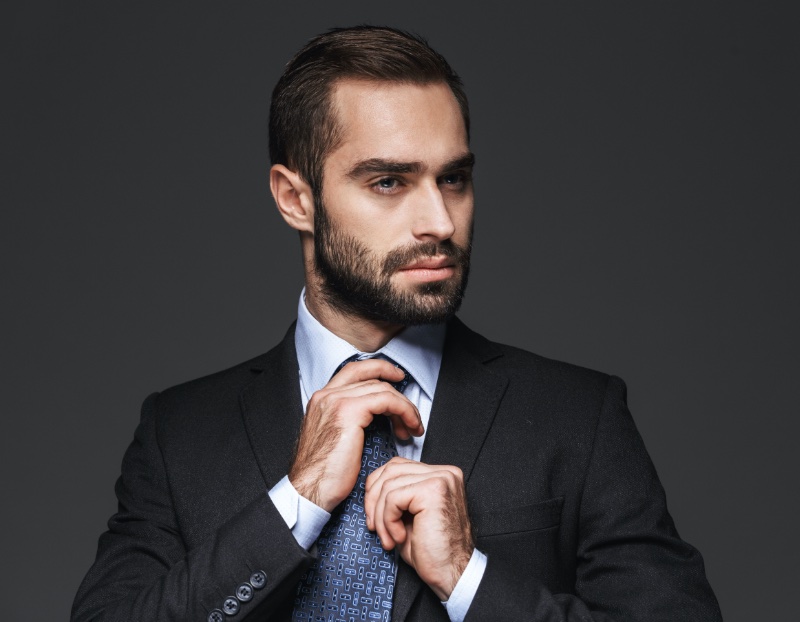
[292,354,410,622]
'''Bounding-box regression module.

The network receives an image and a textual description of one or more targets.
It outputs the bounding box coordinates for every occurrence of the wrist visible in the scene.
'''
[431,546,473,601]
[441,549,487,622]
[288,472,324,510]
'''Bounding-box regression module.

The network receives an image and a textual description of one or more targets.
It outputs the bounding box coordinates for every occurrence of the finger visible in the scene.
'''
[340,377,422,438]
[372,481,401,549]
[310,387,422,436]
[380,483,426,547]
[357,392,423,437]
[366,460,457,527]
[364,458,417,530]
[388,413,417,441]
[370,471,441,538]
[331,392,421,437]
[367,459,458,495]
[322,378,406,399]
[366,457,427,501]
[326,359,405,388]
[373,465,465,542]
[367,456,414,486]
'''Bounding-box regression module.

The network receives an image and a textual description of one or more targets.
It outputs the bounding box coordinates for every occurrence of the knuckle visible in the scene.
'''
[445,469,461,485]
[433,477,450,495]
[307,391,324,408]
[314,391,337,411]
[321,395,339,415]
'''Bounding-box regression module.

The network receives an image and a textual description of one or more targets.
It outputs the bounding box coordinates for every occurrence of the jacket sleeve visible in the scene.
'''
[464,376,722,622]
[71,392,314,621]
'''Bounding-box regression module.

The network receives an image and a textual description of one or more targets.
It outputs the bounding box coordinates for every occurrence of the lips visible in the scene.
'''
[395,256,456,283]
[398,256,454,271]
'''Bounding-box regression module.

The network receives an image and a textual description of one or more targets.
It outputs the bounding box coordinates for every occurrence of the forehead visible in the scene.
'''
[327,79,468,169]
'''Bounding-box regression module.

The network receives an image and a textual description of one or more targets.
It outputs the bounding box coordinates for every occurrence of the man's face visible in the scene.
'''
[313,80,474,325]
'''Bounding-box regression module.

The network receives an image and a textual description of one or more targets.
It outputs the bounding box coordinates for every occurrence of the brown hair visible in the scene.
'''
[269,25,469,196]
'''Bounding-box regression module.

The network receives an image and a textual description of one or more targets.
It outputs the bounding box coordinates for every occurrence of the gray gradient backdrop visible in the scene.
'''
[4,2,798,620]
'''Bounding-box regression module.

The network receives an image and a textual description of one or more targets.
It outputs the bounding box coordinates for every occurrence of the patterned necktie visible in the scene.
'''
[292,354,411,622]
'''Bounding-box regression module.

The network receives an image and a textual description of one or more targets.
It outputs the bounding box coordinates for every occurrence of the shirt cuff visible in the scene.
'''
[441,548,487,622]
[267,475,330,550]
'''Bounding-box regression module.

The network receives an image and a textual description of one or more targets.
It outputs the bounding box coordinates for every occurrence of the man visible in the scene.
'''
[73,26,722,621]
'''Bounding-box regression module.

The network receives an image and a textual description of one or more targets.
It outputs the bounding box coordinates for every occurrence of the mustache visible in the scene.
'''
[381,240,470,277]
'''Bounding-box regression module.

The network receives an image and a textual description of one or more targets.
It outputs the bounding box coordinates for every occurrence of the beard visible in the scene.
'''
[312,199,472,326]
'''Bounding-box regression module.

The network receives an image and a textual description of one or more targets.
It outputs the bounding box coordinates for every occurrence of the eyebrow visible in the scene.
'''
[345,152,475,180]
[440,152,476,174]
[346,159,423,179]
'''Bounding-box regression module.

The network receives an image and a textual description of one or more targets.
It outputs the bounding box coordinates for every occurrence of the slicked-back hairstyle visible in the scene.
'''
[269,25,469,196]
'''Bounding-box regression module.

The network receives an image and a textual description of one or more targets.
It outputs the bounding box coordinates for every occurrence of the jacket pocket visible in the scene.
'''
[472,496,564,538]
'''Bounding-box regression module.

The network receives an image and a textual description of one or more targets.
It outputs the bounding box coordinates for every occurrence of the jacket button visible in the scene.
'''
[236,583,253,602]
[249,570,267,589]
[222,597,240,615]
[207,610,224,622]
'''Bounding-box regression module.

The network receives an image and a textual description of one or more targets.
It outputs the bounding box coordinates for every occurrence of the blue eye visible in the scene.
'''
[372,177,402,194]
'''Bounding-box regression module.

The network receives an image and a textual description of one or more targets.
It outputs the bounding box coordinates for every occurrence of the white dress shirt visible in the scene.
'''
[268,290,487,621]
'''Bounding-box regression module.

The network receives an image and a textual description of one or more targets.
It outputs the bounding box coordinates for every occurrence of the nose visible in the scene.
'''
[411,181,456,242]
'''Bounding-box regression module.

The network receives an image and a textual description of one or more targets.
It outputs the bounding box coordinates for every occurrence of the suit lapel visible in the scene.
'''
[419,319,508,477]
[239,323,305,488]
[392,318,509,622]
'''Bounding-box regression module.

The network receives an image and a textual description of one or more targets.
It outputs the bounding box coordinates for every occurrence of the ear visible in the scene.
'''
[270,164,315,233]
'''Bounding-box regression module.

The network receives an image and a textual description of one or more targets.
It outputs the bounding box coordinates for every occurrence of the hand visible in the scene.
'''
[364,457,474,600]
[289,359,424,512]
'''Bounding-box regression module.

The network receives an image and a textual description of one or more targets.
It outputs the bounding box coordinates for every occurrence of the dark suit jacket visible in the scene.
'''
[72,318,722,621]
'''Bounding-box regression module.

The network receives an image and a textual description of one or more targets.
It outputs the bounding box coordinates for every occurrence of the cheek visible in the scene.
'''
[325,191,404,252]
[351,197,411,239]
[323,189,375,232]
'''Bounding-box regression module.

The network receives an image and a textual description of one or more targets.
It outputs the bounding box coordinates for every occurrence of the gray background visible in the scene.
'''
[3,2,798,619]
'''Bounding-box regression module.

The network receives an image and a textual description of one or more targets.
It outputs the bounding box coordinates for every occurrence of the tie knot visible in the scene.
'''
[334,353,411,393]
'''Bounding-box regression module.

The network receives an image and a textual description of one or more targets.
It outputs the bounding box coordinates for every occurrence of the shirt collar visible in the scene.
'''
[294,288,446,402]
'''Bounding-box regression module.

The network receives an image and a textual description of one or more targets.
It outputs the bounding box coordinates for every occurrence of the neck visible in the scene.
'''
[304,286,404,353]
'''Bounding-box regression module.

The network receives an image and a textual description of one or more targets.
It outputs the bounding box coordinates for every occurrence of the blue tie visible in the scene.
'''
[292,354,410,622]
